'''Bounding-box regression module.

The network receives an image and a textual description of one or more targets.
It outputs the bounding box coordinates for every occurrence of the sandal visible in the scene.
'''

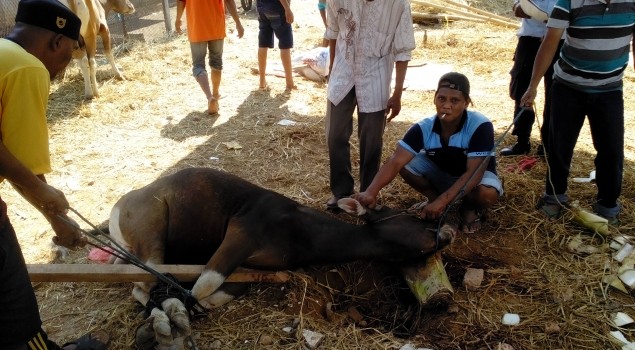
[459,201,483,234]
[62,330,110,350]
[536,197,568,219]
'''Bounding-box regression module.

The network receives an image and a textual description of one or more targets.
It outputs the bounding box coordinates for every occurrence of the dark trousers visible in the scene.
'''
[546,81,624,208]
[326,88,386,197]
[0,199,61,350]
[509,36,563,149]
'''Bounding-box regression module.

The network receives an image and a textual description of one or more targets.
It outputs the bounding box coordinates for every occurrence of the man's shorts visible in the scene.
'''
[405,153,504,196]
[258,9,293,49]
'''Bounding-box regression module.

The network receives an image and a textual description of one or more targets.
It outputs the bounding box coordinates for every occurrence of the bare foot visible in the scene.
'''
[285,85,297,92]
[208,96,219,114]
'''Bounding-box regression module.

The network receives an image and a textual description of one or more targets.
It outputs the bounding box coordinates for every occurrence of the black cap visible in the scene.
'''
[437,72,470,98]
[15,0,82,41]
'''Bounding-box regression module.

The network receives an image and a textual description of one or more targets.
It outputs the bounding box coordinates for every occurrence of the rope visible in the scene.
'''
[60,208,204,350]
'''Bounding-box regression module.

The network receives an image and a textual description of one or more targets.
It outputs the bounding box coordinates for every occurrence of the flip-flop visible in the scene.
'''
[62,330,110,350]
[459,204,483,234]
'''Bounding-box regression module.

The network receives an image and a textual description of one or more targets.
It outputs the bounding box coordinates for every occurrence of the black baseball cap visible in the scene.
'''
[15,0,82,41]
[437,72,470,98]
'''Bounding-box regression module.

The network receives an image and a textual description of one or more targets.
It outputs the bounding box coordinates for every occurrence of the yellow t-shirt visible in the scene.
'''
[0,38,52,177]
[185,0,227,42]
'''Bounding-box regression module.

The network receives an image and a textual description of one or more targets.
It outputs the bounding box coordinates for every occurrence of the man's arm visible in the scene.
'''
[421,156,487,220]
[520,27,564,107]
[0,142,84,248]
[353,145,414,208]
[279,0,294,24]
[175,0,185,34]
[318,0,327,27]
[512,0,530,18]
[385,60,408,122]
[224,0,244,38]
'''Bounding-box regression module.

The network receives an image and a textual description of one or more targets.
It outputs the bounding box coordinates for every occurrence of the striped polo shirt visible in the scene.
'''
[548,0,635,92]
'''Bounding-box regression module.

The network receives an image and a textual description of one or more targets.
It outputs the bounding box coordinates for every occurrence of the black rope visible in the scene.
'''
[144,273,207,320]
[58,208,193,296]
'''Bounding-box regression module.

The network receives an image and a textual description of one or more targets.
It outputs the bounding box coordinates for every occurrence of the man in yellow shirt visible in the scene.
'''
[175,0,244,115]
[0,0,109,348]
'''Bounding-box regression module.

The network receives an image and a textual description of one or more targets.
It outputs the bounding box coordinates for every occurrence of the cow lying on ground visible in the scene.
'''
[106,168,456,346]
[60,0,135,99]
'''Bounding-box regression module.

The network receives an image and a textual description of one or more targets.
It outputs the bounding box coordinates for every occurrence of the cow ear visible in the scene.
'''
[337,198,367,216]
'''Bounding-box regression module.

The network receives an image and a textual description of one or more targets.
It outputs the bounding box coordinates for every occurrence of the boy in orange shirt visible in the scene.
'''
[175,0,244,114]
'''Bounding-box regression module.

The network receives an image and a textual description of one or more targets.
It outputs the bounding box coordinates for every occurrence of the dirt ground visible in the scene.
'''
[4,1,635,349]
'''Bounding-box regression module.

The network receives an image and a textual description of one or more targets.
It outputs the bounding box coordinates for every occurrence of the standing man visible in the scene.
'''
[175,0,244,115]
[521,0,635,223]
[1,0,109,349]
[324,0,415,209]
[256,0,295,91]
[501,0,562,157]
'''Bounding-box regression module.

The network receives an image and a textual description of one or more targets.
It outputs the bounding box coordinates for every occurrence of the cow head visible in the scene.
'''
[337,198,457,255]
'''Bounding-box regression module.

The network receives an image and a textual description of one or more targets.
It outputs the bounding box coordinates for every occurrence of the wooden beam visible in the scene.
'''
[411,0,519,29]
[412,11,486,24]
[26,264,290,283]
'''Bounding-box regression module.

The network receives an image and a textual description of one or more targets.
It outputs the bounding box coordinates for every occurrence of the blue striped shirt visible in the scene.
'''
[548,0,635,91]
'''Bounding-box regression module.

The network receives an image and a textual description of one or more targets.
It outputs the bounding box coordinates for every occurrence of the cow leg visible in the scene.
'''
[109,200,168,306]
[198,282,249,308]
[99,23,124,80]
[77,55,95,99]
[191,225,255,309]
[88,56,100,98]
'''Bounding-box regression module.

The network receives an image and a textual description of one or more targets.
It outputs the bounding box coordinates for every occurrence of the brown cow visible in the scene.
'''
[107,168,456,309]
[107,168,456,347]
[60,0,135,99]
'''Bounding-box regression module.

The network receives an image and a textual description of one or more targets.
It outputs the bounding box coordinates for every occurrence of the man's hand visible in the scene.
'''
[513,2,530,18]
[419,200,445,220]
[50,215,87,249]
[236,22,244,38]
[520,86,538,109]
[27,181,70,216]
[385,95,402,122]
[351,192,377,209]
[285,9,294,24]
[175,18,182,34]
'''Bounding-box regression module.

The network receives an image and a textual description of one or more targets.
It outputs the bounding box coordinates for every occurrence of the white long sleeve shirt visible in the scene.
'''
[325,0,415,113]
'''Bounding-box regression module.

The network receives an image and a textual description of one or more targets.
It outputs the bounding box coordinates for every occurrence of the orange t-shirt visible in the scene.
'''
[184,0,227,42]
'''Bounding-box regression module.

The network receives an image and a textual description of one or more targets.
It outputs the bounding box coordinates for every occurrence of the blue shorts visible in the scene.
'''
[190,39,224,77]
[257,9,293,49]
[405,153,504,196]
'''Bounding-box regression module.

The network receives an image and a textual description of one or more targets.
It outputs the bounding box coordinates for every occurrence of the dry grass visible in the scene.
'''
[3,1,635,349]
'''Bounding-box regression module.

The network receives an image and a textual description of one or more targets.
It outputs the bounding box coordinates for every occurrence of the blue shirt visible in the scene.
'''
[399,110,497,177]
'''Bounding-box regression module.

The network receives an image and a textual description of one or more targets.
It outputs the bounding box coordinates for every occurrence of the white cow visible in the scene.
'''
[59,0,135,99]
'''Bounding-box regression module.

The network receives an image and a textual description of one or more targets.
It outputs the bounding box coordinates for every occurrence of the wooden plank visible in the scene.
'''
[26,264,290,283]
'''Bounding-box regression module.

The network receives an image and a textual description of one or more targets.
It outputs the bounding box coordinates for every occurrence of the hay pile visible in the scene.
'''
[3,1,635,349]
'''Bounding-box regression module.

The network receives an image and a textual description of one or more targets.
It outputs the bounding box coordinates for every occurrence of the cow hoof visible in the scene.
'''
[438,224,457,247]
[135,321,157,350]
